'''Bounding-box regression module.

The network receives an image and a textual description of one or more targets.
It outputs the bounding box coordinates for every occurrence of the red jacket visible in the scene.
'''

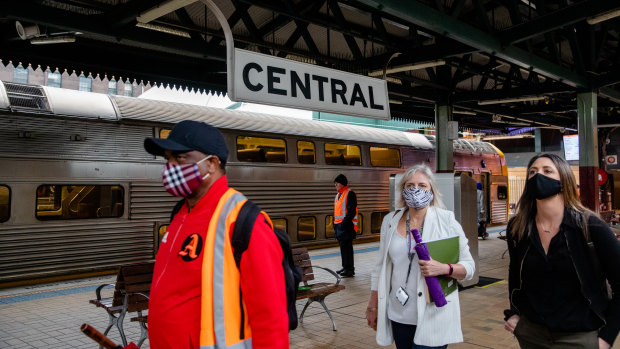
[148,176,288,348]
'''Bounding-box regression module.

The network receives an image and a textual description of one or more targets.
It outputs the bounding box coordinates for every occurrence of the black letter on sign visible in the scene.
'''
[368,86,385,110]
[267,66,287,96]
[331,79,348,104]
[243,63,263,92]
[291,71,311,99]
[312,75,329,102]
[349,83,368,108]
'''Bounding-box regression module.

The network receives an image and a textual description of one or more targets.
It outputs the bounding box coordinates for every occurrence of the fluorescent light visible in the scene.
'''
[453,109,476,115]
[389,99,403,104]
[30,36,76,44]
[368,60,446,77]
[587,8,620,25]
[482,134,535,140]
[478,95,545,105]
[136,22,191,38]
[137,0,198,23]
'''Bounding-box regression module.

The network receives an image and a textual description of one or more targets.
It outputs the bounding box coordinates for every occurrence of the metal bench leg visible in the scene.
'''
[136,311,148,348]
[299,298,313,323]
[101,312,119,349]
[501,248,509,259]
[117,311,128,346]
[317,297,337,331]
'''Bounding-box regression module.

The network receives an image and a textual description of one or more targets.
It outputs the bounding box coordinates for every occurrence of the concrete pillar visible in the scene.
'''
[577,91,598,212]
[534,128,542,152]
[435,104,454,173]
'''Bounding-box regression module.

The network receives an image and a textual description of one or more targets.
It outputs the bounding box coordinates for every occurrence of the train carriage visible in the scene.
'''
[0,81,508,285]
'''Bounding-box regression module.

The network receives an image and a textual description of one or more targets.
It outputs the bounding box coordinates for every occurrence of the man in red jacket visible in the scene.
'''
[144,120,288,349]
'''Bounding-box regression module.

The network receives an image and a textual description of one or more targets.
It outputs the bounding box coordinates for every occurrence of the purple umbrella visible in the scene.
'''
[412,228,447,307]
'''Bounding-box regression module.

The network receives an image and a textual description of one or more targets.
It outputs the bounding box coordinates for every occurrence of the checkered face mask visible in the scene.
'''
[162,156,211,197]
[402,187,434,209]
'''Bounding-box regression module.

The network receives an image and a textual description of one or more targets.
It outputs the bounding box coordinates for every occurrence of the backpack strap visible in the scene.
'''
[170,199,186,222]
[231,200,263,269]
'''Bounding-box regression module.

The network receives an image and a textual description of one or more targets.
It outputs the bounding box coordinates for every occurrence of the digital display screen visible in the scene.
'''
[563,134,579,161]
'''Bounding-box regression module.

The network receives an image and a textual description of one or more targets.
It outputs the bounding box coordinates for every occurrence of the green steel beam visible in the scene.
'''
[500,1,620,45]
[358,0,590,87]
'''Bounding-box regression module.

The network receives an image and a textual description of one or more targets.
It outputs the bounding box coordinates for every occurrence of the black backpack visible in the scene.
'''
[170,198,302,331]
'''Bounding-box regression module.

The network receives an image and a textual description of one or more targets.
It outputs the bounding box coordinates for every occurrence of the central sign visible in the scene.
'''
[232,49,390,120]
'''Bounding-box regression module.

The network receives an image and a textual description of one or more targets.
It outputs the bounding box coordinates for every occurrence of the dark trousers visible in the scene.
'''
[391,321,448,349]
[513,315,598,349]
[334,224,354,271]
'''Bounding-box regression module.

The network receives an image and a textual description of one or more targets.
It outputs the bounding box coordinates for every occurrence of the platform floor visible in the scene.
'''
[1,226,618,349]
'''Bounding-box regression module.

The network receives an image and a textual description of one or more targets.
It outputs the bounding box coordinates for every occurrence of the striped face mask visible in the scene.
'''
[162,156,211,197]
[402,187,434,209]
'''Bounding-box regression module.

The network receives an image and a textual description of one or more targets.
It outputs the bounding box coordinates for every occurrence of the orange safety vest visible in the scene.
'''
[199,188,253,349]
[333,187,358,232]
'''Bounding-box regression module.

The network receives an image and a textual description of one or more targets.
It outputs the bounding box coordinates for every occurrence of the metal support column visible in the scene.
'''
[577,91,598,212]
[435,104,454,173]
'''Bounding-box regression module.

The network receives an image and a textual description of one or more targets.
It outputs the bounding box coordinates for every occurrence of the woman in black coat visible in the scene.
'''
[503,153,620,348]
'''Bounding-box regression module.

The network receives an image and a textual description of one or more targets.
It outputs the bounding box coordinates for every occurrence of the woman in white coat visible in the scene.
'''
[365,164,475,349]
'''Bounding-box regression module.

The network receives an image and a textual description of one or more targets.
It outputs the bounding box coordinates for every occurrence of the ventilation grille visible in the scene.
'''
[4,82,50,111]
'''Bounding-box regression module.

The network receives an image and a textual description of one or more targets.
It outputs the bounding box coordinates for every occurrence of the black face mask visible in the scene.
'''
[526,173,562,200]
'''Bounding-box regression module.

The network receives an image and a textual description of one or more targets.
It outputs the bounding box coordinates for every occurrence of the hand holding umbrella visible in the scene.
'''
[412,228,447,307]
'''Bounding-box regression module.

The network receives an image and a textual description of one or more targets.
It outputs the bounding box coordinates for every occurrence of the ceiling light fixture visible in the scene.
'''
[478,95,546,105]
[368,59,446,77]
[389,99,403,104]
[453,109,476,115]
[30,35,76,45]
[16,21,40,40]
[587,8,620,25]
[136,22,191,38]
[137,0,198,23]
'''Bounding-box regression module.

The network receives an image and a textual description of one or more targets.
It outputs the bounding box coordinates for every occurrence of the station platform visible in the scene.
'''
[0,226,618,349]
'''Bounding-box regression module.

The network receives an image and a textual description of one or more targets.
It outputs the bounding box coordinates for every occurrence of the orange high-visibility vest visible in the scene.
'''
[334,188,358,232]
[200,188,253,349]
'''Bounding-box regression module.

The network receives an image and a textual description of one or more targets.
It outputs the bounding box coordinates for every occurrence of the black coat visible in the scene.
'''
[504,210,620,345]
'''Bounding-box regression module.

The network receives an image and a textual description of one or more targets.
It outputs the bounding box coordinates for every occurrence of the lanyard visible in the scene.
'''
[404,211,423,286]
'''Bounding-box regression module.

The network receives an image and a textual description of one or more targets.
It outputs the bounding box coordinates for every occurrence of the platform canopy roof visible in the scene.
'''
[1,0,619,132]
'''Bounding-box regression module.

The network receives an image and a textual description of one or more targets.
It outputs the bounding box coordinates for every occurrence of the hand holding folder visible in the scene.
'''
[426,235,460,301]
[412,229,448,307]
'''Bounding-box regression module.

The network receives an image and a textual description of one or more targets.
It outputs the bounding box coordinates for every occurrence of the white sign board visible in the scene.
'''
[563,134,579,161]
[606,155,617,165]
[232,48,390,120]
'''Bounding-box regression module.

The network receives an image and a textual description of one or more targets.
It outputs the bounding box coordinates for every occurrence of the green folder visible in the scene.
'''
[426,236,459,302]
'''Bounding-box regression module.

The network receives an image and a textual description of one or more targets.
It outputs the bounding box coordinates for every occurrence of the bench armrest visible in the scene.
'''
[132,292,150,300]
[311,266,342,286]
[95,283,115,300]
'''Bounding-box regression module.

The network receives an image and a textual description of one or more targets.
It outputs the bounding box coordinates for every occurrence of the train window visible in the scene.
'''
[370,147,401,167]
[237,136,287,163]
[371,211,390,234]
[158,225,169,244]
[324,143,361,166]
[0,185,10,223]
[36,185,124,220]
[297,216,316,241]
[325,214,362,236]
[159,129,171,139]
[271,218,288,233]
[325,215,335,238]
[498,186,508,200]
[297,141,316,164]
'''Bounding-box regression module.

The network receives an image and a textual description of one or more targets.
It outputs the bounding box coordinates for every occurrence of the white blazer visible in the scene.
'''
[370,206,475,347]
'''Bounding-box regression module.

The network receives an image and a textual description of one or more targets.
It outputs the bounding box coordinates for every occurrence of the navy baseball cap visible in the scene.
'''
[144,120,229,163]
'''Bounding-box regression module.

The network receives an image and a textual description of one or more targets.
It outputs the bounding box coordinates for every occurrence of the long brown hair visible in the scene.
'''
[511,153,595,240]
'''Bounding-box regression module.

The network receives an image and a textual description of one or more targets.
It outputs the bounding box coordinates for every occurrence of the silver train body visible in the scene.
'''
[0,81,508,285]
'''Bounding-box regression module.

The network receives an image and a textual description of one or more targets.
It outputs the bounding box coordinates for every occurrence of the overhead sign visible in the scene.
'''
[232,48,390,120]
[563,134,579,161]
[605,155,617,165]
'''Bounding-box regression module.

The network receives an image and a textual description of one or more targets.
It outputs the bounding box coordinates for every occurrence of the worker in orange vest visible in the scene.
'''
[333,174,358,277]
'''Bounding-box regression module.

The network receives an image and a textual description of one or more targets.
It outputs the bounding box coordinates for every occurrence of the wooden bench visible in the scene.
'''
[89,261,154,348]
[292,248,345,331]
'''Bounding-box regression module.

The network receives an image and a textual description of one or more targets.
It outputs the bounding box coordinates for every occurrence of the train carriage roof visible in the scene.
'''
[111,94,436,150]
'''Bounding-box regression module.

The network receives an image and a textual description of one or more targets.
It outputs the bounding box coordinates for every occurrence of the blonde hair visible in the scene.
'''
[511,153,595,240]
[396,164,445,209]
